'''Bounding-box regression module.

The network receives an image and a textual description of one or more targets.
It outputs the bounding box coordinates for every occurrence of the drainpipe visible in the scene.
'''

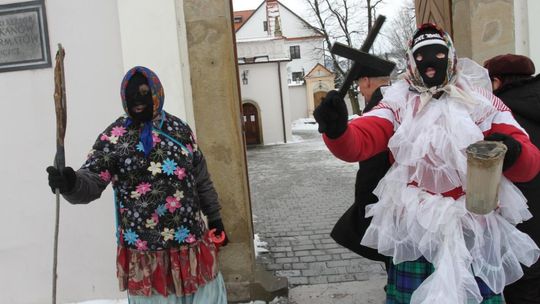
[277,62,287,143]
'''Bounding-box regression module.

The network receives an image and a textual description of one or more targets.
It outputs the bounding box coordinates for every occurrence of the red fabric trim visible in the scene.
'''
[408,181,465,199]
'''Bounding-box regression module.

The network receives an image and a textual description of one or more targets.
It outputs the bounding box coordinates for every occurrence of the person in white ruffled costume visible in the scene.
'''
[313,23,540,304]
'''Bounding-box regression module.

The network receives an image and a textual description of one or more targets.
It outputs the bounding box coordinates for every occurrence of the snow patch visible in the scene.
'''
[254,233,269,257]
[291,118,318,131]
[289,134,304,143]
[240,297,287,304]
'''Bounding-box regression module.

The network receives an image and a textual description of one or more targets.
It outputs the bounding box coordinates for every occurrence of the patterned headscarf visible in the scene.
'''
[120,66,165,156]
[404,23,478,111]
[121,66,165,118]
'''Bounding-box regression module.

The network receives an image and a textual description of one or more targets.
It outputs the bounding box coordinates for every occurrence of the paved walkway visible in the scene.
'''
[247,129,387,303]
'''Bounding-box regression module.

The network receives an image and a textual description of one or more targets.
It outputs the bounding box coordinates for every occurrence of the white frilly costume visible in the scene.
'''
[360,58,540,303]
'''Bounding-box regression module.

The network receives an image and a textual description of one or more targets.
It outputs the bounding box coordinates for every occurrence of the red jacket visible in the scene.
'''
[324,90,540,188]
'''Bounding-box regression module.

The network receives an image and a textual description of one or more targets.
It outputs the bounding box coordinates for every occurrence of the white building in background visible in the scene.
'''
[0,0,193,303]
[234,0,334,145]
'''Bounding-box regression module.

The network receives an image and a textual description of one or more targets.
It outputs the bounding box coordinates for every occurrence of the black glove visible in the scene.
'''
[46,166,77,194]
[484,133,522,170]
[208,218,229,247]
[313,90,348,139]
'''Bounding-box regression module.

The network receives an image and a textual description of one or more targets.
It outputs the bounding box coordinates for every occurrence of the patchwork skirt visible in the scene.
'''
[116,231,225,302]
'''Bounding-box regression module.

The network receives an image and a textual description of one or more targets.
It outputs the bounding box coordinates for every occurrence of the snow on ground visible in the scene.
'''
[254,233,269,257]
[291,118,318,131]
[291,115,360,133]
[289,134,304,143]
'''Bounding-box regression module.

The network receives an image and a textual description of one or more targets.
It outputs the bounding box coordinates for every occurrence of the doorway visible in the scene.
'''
[313,91,327,109]
[242,102,261,145]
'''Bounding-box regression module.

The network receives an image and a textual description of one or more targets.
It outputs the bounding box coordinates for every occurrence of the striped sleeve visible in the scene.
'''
[365,102,402,127]
[323,107,395,162]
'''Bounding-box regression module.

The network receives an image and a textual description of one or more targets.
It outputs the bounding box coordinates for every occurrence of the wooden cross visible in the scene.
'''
[331,15,395,99]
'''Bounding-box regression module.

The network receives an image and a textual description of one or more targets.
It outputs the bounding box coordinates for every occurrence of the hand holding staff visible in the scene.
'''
[52,43,66,304]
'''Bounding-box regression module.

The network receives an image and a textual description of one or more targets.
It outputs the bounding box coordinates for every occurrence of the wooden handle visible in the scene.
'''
[334,15,387,99]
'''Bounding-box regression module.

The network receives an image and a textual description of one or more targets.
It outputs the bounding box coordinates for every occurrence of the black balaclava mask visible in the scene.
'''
[126,72,153,122]
[411,28,449,88]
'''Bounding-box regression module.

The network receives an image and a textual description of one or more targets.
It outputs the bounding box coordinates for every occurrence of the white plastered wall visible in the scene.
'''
[238,62,292,144]
[513,0,540,68]
[117,0,195,128]
[525,0,540,67]
[289,85,308,120]
[0,0,125,303]
[235,4,268,39]
[285,39,323,81]
[0,1,192,303]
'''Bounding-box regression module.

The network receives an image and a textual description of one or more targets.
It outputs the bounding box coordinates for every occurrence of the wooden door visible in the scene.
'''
[242,103,261,145]
[313,91,326,109]
[415,0,453,36]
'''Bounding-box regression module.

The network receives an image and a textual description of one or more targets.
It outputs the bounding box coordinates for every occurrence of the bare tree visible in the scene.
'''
[380,0,416,74]
[366,0,384,32]
[304,0,386,114]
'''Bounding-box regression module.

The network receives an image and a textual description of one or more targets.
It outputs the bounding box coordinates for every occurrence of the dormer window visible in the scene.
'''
[234,16,243,23]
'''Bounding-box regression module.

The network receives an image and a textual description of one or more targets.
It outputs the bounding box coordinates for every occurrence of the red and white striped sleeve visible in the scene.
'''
[323,104,395,162]
[478,88,540,182]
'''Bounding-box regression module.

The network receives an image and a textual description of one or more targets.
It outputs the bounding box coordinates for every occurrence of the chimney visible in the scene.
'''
[266,0,282,37]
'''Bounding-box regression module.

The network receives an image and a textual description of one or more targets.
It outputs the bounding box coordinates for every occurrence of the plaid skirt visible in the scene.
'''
[386,257,503,304]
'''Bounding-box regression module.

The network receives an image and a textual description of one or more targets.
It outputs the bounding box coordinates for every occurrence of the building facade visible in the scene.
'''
[234,0,331,145]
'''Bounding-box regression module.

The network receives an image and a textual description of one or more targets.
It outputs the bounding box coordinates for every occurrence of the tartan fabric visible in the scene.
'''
[386,257,504,304]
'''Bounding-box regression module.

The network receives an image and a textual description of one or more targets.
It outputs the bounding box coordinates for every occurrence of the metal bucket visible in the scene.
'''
[465,140,507,214]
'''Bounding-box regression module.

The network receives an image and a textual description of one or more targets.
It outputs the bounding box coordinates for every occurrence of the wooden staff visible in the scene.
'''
[52,43,66,304]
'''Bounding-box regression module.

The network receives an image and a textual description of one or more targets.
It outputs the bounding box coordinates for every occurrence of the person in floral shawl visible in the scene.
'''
[46,66,228,303]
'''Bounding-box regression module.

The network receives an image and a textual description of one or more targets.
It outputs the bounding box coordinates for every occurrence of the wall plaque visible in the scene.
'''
[0,0,51,73]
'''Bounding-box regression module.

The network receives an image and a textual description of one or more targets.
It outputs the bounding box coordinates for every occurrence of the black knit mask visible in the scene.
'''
[126,73,153,122]
[413,44,448,88]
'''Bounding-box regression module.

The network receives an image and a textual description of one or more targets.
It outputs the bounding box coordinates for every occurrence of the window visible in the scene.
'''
[292,72,304,82]
[234,16,242,23]
[263,21,268,31]
[290,45,301,59]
